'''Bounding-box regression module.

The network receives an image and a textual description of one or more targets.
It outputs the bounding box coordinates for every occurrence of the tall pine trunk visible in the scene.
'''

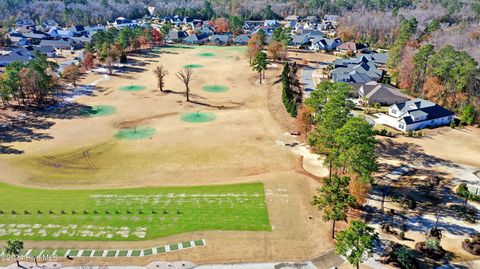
[331,219,336,239]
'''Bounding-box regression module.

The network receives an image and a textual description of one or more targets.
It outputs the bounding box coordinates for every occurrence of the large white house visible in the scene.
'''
[386,98,454,132]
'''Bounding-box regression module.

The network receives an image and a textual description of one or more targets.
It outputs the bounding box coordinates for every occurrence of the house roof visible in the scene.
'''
[338,42,368,51]
[39,38,75,48]
[360,82,410,104]
[184,33,209,42]
[234,34,250,43]
[291,34,309,44]
[209,34,231,42]
[284,15,300,21]
[0,47,31,64]
[399,103,454,125]
[301,29,324,37]
[27,45,56,54]
[168,30,187,40]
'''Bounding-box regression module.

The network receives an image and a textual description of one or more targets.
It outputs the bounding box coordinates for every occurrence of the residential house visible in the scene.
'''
[0,47,32,66]
[39,38,77,50]
[323,15,339,25]
[199,27,215,36]
[72,25,88,36]
[284,15,300,22]
[385,98,454,131]
[243,21,263,33]
[183,33,209,45]
[358,81,410,105]
[310,37,342,51]
[15,19,35,28]
[209,34,232,46]
[108,17,138,28]
[27,45,57,58]
[290,34,310,48]
[40,19,59,31]
[301,29,324,38]
[304,16,319,24]
[234,34,250,45]
[167,30,188,43]
[337,42,369,54]
[264,20,280,32]
[331,56,384,83]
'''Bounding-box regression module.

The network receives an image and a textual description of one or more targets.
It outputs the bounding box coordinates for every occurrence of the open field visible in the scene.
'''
[0,45,332,264]
[0,182,269,241]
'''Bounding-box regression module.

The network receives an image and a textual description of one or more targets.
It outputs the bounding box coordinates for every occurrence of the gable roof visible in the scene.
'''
[0,47,32,64]
[360,82,410,104]
[209,34,231,43]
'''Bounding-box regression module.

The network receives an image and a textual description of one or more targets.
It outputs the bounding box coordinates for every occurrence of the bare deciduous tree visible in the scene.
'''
[153,65,168,92]
[176,67,195,102]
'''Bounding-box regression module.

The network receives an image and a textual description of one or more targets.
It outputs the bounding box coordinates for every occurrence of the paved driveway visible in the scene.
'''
[301,66,316,98]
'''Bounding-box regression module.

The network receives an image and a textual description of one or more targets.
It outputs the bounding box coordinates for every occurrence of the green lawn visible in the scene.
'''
[0,182,270,241]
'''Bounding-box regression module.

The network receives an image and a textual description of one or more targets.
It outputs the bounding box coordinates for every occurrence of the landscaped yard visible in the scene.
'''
[0,182,270,240]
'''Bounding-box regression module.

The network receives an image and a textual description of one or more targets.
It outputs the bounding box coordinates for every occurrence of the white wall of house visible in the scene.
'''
[397,115,454,132]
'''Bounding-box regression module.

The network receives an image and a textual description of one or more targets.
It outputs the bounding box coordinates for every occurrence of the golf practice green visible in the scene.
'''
[115,126,156,139]
[181,112,216,123]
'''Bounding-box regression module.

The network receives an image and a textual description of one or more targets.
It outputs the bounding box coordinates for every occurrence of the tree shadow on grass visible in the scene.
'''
[0,102,94,154]
[376,138,461,169]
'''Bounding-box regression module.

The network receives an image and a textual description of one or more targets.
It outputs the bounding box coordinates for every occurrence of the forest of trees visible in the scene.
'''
[0,0,432,27]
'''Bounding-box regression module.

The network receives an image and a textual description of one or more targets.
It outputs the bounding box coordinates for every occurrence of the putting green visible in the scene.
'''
[183,64,203,69]
[181,112,216,123]
[81,105,117,117]
[115,126,156,140]
[119,85,146,92]
[202,85,229,93]
[197,52,215,57]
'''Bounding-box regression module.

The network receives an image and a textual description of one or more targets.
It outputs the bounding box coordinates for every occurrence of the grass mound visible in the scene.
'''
[81,105,117,117]
[181,112,216,123]
[183,64,203,69]
[202,85,229,93]
[0,182,270,241]
[119,85,146,92]
[115,126,156,140]
[197,52,215,57]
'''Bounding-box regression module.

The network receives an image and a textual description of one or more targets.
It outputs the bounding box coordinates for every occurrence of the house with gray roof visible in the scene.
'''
[209,34,232,45]
[27,45,57,58]
[39,38,77,50]
[301,29,324,38]
[183,33,209,45]
[304,16,319,23]
[167,30,188,43]
[385,98,454,132]
[0,47,32,66]
[233,34,250,45]
[310,37,342,51]
[290,34,310,48]
[331,61,383,83]
[358,81,410,105]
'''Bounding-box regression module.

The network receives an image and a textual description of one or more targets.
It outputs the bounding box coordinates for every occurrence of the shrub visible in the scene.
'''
[425,238,440,251]
[395,246,416,269]
[457,183,480,202]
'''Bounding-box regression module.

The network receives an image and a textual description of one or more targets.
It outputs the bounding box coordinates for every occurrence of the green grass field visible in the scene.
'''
[0,182,270,241]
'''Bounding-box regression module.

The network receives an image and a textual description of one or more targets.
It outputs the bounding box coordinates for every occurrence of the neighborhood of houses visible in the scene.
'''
[1,13,454,133]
